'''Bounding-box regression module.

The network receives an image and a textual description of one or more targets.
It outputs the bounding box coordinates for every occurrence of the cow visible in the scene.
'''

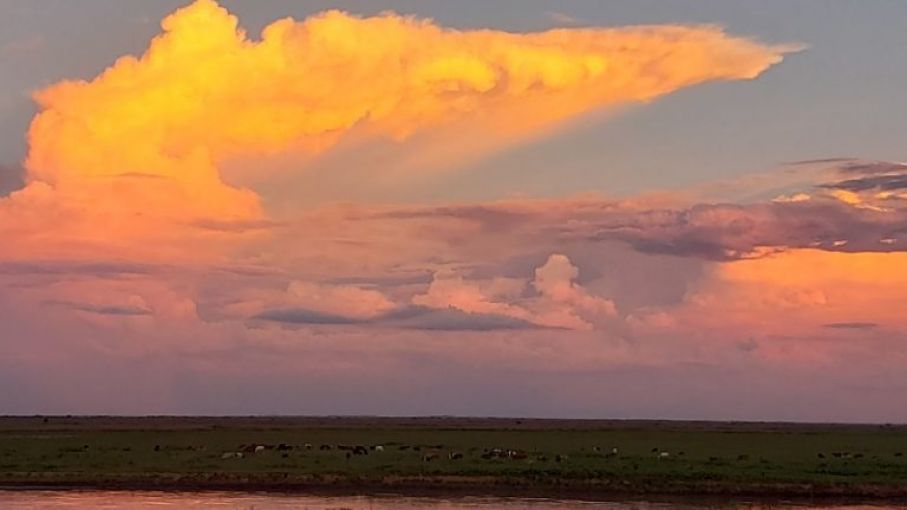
[448,452,464,460]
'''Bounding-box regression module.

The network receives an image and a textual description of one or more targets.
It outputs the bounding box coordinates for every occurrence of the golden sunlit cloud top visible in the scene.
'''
[16,0,791,234]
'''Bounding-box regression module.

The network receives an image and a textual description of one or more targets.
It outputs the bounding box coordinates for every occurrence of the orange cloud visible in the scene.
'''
[634,249,907,342]
[1,0,791,261]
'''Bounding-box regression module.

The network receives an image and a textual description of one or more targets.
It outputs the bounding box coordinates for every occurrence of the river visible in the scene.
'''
[0,491,903,509]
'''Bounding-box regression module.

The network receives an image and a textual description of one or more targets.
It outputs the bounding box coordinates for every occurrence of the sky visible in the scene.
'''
[0,0,906,421]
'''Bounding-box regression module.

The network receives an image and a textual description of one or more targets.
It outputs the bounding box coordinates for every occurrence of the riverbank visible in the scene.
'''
[1,417,906,500]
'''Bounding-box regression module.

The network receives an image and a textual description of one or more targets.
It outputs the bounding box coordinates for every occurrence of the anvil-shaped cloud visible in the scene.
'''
[8,2,905,420]
[0,0,793,259]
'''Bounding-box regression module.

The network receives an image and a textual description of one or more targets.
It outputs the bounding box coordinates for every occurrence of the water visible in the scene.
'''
[0,491,902,510]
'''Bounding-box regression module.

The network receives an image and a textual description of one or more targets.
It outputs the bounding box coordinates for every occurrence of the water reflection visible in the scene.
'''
[0,491,902,510]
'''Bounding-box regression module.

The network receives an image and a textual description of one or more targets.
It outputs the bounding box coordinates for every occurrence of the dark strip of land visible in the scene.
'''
[1,417,906,499]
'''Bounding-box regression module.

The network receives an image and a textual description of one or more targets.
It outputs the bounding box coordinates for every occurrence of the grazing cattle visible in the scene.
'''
[855,453,864,459]
[480,452,494,460]
[221,452,244,459]
[449,452,464,460]
[611,447,619,455]
[737,454,749,461]
[254,445,266,453]
[399,445,411,451]
[593,446,601,453]
[554,454,564,463]
[659,452,670,459]
[510,451,528,460]
[677,451,685,457]
[277,444,292,451]
[817,453,826,459]
[153,445,160,452]
[304,443,313,450]
[651,447,659,453]
[374,445,385,452]
[353,445,369,456]
[319,444,332,451]
[422,453,439,462]
[895,452,903,457]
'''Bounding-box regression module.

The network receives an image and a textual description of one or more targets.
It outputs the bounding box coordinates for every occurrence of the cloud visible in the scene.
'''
[253,307,362,325]
[0,0,793,262]
[385,306,542,331]
[837,161,907,175]
[414,254,616,330]
[12,1,907,419]
[824,322,879,330]
[46,297,153,317]
[642,249,907,342]
[822,173,907,193]
[545,11,583,26]
[286,281,395,320]
[0,260,155,277]
[252,304,543,331]
[375,160,907,261]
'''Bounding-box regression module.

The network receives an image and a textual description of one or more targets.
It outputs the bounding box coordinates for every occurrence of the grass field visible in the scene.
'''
[1,417,906,498]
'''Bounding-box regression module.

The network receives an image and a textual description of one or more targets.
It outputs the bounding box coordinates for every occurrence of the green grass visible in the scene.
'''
[1,418,906,495]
